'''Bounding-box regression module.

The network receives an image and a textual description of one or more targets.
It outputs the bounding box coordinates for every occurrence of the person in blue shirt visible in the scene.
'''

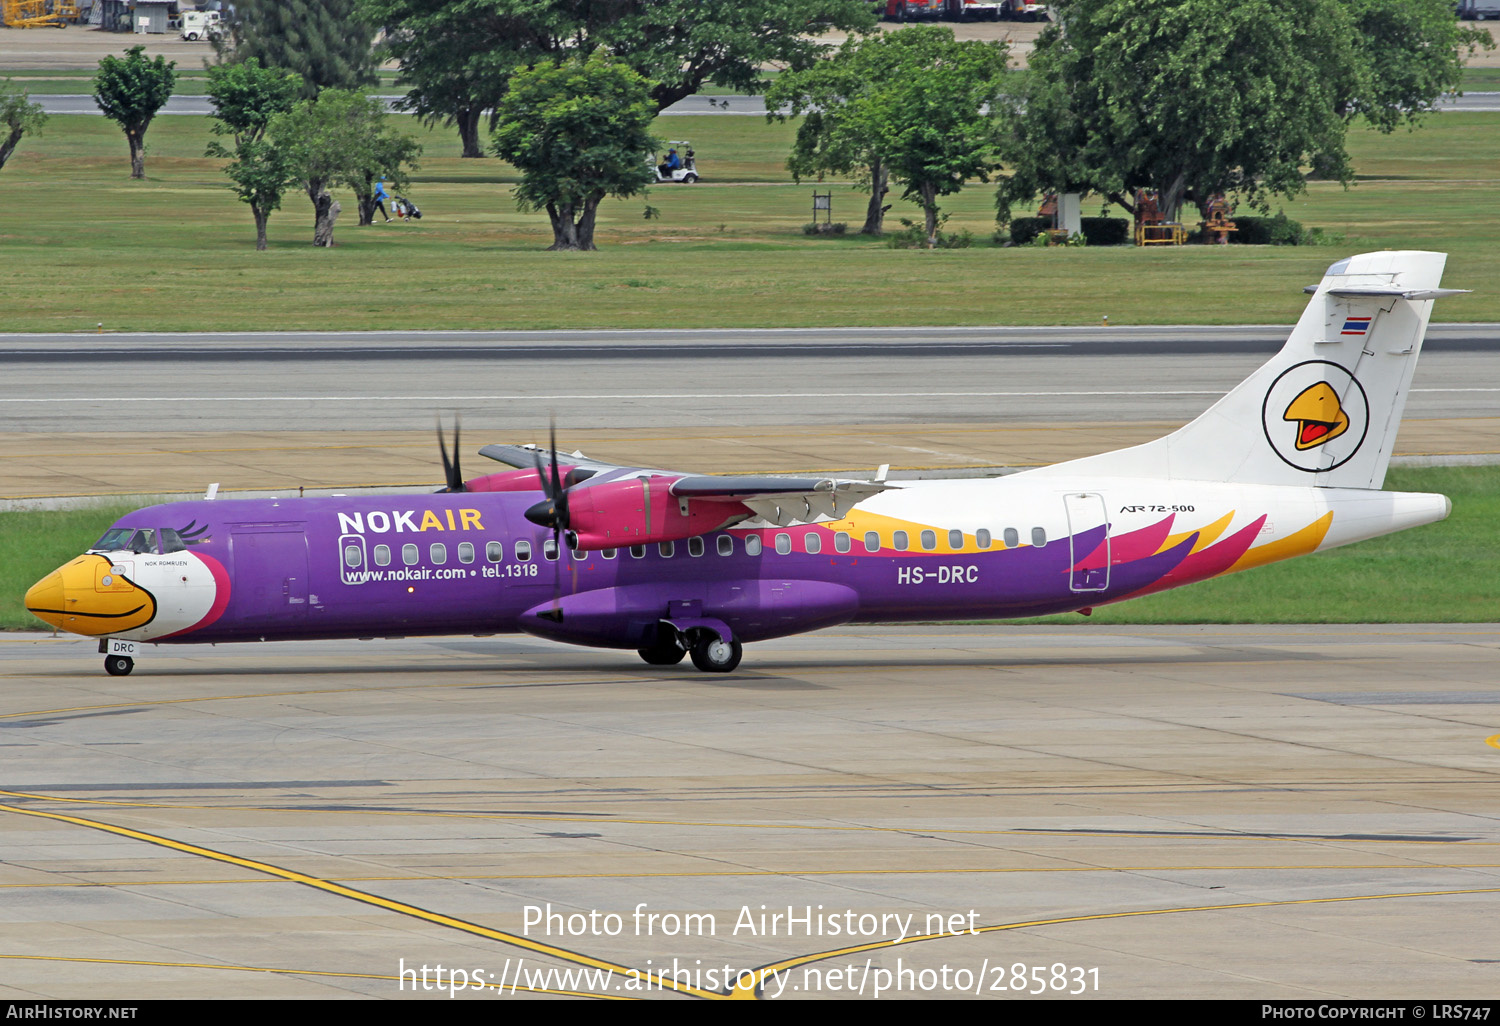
[658,149,681,177]
[373,179,391,223]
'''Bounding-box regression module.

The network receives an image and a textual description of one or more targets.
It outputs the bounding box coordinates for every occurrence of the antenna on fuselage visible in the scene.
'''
[204,482,219,500]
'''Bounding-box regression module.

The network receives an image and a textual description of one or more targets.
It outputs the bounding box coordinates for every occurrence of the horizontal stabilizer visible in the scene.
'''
[1305,286,1471,300]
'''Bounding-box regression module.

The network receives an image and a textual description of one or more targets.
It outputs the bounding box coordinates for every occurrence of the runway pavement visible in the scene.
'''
[1,325,1496,499]
[2,624,1498,1000]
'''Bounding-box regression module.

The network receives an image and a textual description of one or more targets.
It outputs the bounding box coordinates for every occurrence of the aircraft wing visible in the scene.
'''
[477,443,627,476]
[668,475,891,526]
[481,442,893,537]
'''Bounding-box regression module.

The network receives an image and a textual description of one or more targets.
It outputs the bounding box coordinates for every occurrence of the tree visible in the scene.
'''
[771,28,1011,246]
[1338,0,1493,131]
[356,0,876,159]
[350,128,422,225]
[767,44,891,234]
[206,59,302,250]
[491,50,657,251]
[93,46,177,180]
[997,0,1493,226]
[359,0,524,157]
[216,0,378,100]
[0,80,46,174]
[270,89,421,246]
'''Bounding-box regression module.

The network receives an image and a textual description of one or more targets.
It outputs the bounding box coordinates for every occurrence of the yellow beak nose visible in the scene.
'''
[25,555,156,636]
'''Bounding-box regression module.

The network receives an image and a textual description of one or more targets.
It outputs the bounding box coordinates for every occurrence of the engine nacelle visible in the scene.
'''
[464,465,585,493]
[568,476,745,550]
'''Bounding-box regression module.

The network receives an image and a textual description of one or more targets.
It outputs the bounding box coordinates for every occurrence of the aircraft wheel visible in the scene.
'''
[638,633,687,666]
[689,635,742,673]
[104,655,133,677]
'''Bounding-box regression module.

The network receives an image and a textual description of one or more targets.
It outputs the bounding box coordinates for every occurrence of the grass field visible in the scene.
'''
[0,68,405,94]
[1,467,1492,631]
[0,105,1497,331]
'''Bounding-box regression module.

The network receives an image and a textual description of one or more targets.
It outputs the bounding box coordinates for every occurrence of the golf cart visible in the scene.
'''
[652,142,700,184]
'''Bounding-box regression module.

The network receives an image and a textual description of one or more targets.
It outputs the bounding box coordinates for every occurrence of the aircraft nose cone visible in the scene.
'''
[22,555,156,637]
[24,570,67,631]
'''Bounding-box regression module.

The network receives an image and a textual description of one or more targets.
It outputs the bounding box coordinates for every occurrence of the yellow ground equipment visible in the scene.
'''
[1,0,78,27]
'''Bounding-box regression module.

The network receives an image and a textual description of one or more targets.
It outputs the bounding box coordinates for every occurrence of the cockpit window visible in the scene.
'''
[126,529,157,554]
[158,528,188,553]
[92,527,136,552]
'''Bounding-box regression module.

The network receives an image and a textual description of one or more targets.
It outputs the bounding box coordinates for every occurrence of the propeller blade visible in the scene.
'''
[452,418,462,488]
[436,415,465,493]
[547,418,568,620]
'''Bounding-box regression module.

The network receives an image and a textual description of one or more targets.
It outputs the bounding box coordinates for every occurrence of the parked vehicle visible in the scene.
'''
[883,0,945,21]
[999,0,1049,19]
[945,0,1006,19]
[179,10,222,40]
[1459,0,1500,19]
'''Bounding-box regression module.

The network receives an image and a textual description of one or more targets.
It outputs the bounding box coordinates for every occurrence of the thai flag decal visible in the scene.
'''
[1341,317,1372,336]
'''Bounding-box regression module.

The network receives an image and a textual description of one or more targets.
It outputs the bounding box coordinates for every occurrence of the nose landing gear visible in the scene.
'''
[104,655,134,676]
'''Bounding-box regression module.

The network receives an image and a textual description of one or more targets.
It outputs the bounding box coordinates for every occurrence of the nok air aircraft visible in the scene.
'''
[27,252,1464,676]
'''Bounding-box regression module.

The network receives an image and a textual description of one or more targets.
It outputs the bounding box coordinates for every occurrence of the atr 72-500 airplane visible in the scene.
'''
[26,252,1465,676]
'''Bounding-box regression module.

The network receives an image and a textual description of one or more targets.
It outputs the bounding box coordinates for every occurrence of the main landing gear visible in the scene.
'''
[637,625,743,673]
[637,632,687,666]
[689,635,742,673]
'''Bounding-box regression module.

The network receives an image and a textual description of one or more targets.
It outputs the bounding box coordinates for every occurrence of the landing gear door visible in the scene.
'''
[1064,492,1110,592]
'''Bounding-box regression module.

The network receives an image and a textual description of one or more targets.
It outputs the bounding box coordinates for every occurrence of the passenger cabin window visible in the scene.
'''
[804,533,822,554]
[1004,528,1019,549]
[402,543,419,566]
[920,530,936,551]
[864,531,880,553]
[630,545,645,559]
[688,537,704,557]
[486,541,504,562]
[458,542,474,564]
[659,541,674,558]
[344,545,362,568]
[717,536,734,557]
[976,529,991,549]
[745,535,763,556]
[948,529,964,550]
[375,544,391,566]
[602,548,617,559]
[516,540,532,562]
[835,532,851,553]
[775,533,791,555]
[543,538,558,561]
[430,543,447,564]
[892,531,908,551]
[1031,527,1047,548]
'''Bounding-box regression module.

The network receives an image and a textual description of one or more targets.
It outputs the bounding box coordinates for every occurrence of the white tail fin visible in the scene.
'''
[1028,251,1464,490]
